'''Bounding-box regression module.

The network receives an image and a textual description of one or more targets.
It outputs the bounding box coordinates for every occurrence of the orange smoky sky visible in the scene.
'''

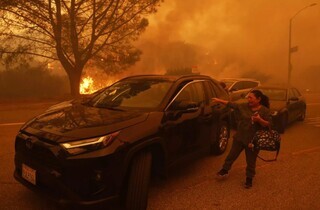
[130,0,320,88]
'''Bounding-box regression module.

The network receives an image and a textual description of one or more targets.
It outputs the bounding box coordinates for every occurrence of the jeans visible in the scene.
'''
[222,139,258,178]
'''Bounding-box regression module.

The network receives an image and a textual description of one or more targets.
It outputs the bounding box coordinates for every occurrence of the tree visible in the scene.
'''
[0,0,161,96]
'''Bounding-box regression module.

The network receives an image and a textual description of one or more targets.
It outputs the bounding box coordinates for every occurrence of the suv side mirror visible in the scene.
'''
[176,101,199,113]
[166,101,199,120]
[229,87,238,92]
[170,100,199,113]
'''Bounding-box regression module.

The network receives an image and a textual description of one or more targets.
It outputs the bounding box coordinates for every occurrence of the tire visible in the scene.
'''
[211,121,229,155]
[298,109,306,121]
[126,151,152,210]
[278,114,287,134]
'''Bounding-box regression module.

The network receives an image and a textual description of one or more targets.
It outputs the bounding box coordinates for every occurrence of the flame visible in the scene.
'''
[80,76,94,94]
[80,76,116,94]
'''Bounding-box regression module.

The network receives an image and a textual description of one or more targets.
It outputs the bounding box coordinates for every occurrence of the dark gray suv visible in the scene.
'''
[14,74,231,209]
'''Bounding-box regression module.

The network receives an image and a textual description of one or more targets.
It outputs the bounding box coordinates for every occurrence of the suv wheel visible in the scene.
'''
[211,121,229,155]
[298,109,306,121]
[278,113,288,134]
[126,151,152,210]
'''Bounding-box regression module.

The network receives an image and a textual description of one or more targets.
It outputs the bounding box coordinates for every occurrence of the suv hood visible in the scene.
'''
[22,102,149,143]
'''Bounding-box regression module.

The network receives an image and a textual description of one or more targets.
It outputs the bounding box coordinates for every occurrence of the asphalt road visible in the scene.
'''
[1,93,320,210]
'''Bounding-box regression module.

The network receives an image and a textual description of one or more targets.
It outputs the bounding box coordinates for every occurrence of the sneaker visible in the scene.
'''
[217,169,229,178]
[245,177,253,188]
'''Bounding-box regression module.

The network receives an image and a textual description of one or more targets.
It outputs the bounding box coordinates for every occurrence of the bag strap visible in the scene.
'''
[256,150,279,162]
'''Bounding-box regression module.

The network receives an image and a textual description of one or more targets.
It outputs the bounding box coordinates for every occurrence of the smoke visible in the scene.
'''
[130,0,320,89]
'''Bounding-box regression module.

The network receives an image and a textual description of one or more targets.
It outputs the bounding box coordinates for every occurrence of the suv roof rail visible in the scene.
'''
[117,74,213,82]
[220,78,259,81]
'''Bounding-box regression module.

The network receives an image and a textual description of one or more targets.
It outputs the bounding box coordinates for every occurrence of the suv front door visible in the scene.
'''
[162,81,207,164]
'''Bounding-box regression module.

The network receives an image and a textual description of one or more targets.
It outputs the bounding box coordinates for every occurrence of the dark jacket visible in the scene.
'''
[228,102,272,145]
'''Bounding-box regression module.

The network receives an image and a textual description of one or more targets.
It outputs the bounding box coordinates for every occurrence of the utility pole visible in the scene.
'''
[287,3,317,85]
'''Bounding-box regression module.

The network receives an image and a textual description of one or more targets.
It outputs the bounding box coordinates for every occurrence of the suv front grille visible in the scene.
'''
[15,135,62,171]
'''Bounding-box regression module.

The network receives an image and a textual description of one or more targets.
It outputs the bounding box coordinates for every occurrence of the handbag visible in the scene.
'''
[251,129,281,161]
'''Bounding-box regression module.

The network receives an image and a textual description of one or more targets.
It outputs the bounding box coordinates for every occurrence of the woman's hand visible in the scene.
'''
[211,98,228,105]
[248,143,254,150]
[212,98,219,103]
[252,113,270,127]
[251,114,262,123]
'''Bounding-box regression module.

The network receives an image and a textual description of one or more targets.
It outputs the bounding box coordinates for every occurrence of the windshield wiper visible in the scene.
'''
[96,105,124,111]
[107,107,124,111]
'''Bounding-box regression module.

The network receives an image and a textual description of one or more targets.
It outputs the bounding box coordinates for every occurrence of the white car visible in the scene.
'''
[220,78,260,101]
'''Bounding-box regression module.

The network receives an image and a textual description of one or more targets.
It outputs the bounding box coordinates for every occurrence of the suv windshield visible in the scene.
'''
[87,79,173,109]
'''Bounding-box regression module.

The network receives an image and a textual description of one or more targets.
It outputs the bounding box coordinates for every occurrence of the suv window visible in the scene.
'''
[204,81,216,97]
[205,81,228,100]
[191,82,205,104]
[169,82,205,109]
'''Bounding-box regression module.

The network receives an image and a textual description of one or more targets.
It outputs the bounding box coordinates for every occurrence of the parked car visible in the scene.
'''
[14,74,231,209]
[253,86,306,133]
[220,78,260,101]
[233,86,306,133]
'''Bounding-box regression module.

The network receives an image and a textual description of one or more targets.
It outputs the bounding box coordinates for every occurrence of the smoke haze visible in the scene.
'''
[131,0,320,89]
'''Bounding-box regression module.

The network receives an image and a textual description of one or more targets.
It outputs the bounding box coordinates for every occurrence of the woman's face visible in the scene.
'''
[247,92,261,107]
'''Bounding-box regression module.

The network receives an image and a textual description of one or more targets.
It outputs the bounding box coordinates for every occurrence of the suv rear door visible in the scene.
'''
[204,80,230,147]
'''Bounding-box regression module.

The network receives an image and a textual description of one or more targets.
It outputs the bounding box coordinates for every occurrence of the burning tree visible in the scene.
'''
[0,0,161,96]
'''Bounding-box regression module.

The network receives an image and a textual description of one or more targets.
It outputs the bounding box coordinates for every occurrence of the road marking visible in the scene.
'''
[306,117,320,121]
[305,121,320,125]
[305,117,320,127]
[0,122,24,127]
[307,103,320,106]
[253,147,320,170]
[291,146,320,155]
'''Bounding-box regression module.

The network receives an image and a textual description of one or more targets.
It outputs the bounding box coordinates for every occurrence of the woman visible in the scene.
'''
[212,89,272,188]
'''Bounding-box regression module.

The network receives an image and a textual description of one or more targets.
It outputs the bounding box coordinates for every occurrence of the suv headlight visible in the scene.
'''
[61,131,119,155]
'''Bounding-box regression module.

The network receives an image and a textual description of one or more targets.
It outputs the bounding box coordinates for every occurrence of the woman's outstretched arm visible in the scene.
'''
[211,98,229,105]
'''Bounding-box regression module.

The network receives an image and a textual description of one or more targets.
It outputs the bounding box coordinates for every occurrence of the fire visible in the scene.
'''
[80,76,116,94]
[80,76,94,94]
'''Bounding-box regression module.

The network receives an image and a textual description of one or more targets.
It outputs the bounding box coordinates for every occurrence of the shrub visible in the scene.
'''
[0,65,69,99]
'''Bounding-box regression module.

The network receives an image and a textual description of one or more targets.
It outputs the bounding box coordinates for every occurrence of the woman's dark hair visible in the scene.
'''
[250,89,270,108]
